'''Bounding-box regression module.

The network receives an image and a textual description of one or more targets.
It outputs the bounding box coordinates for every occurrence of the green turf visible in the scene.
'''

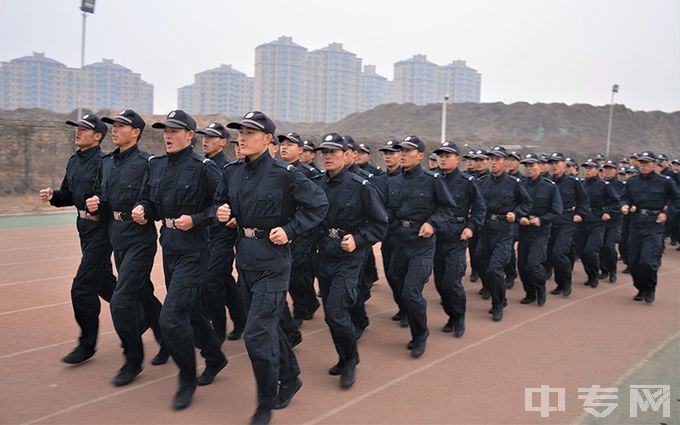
[0,212,75,229]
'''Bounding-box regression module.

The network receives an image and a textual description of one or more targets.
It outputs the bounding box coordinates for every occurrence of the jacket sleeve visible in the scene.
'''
[191,161,221,228]
[50,162,75,207]
[353,183,388,248]
[467,181,486,233]
[540,184,563,224]
[513,181,532,218]
[574,178,591,216]
[282,171,329,241]
[426,177,456,231]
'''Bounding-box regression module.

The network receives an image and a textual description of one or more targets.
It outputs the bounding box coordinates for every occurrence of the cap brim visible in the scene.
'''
[520,159,540,164]
[434,148,459,155]
[315,142,345,151]
[65,119,95,129]
[151,120,187,129]
[102,116,134,126]
[302,146,315,151]
[472,155,489,160]
[638,158,656,162]
[278,135,302,146]
[227,121,270,134]
[581,162,597,167]
[379,147,399,152]
[487,152,507,158]
[196,129,226,137]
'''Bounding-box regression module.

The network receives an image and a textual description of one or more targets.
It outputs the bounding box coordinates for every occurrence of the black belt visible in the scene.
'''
[562,208,575,214]
[487,214,507,222]
[326,228,350,239]
[451,217,466,223]
[238,227,269,239]
[639,208,662,216]
[112,211,132,221]
[400,220,423,229]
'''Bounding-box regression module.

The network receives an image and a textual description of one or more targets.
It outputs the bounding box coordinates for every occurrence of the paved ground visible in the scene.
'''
[0,212,678,425]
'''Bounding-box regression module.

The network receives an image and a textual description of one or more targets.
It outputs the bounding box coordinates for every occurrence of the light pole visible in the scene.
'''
[605,84,619,158]
[441,94,450,144]
[77,1,96,121]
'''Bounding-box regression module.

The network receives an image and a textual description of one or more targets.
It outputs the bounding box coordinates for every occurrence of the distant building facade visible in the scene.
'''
[178,64,253,116]
[0,52,153,114]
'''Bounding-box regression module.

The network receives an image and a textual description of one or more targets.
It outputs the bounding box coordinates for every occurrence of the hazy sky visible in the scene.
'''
[1,0,678,115]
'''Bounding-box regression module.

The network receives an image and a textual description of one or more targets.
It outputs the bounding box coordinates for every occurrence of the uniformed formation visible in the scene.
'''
[40,109,680,425]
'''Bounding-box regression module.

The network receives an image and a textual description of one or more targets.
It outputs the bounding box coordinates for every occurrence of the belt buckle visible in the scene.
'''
[113,211,122,221]
[329,228,340,239]
[490,214,498,221]
[401,220,411,228]
[244,228,256,238]
[164,218,176,229]
[640,209,649,216]
[78,210,87,219]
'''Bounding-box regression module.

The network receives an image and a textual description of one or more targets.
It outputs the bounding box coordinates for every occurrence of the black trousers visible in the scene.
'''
[550,221,577,291]
[111,242,164,366]
[504,226,519,281]
[381,235,402,312]
[433,236,468,322]
[575,221,606,282]
[478,223,515,308]
[160,249,224,389]
[518,226,550,297]
[316,250,362,366]
[389,238,434,344]
[619,217,632,265]
[238,266,300,410]
[289,252,319,319]
[349,249,375,330]
[203,233,245,340]
[71,232,116,350]
[628,222,665,294]
[600,215,623,275]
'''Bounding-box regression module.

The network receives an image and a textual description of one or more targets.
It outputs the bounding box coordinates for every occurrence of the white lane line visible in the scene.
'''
[0,274,72,288]
[0,243,77,253]
[302,268,679,425]
[0,256,81,267]
[0,301,72,316]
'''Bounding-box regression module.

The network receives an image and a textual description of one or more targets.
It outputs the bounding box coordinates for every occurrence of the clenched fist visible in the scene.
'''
[173,215,194,231]
[418,222,434,238]
[131,205,147,225]
[269,227,289,245]
[86,195,100,213]
[340,234,357,252]
[39,188,53,202]
[217,203,231,223]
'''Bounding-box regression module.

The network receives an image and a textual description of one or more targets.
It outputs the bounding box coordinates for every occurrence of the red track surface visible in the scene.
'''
[1,224,678,424]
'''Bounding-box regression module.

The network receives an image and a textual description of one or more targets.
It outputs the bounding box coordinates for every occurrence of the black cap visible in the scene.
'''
[152,110,196,131]
[630,152,640,159]
[520,153,541,164]
[379,139,399,153]
[508,151,521,161]
[548,152,565,162]
[342,135,360,151]
[301,139,316,151]
[463,149,475,160]
[316,133,348,151]
[102,109,145,131]
[428,153,438,161]
[620,157,630,164]
[227,111,275,135]
[581,158,598,167]
[594,153,606,160]
[539,154,550,163]
[672,159,680,165]
[433,141,460,155]
[65,113,108,138]
[657,153,669,162]
[397,135,426,152]
[472,149,489,160]
[627,166,640,175]
[487,145,507,158]
[617,167,627,175]
[196,122,229,139]
[358,143,371,154]
[278,132,303,146]
[565,157,576,166]
[602,159,618,169]
[637,151,657,162]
